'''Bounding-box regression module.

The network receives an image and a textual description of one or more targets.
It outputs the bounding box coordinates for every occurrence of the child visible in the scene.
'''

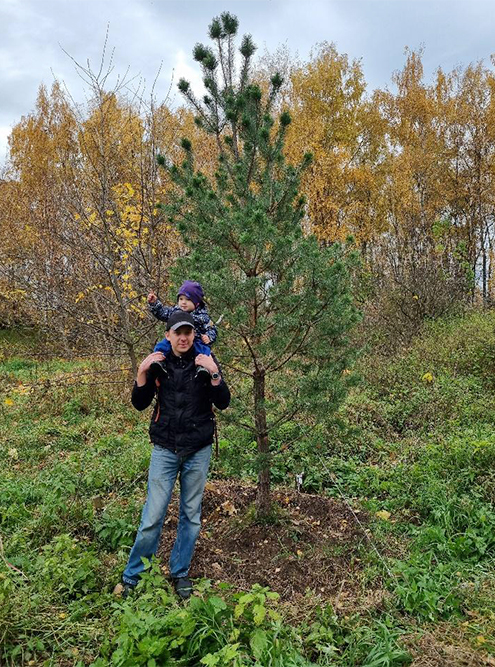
[148,280,217,378]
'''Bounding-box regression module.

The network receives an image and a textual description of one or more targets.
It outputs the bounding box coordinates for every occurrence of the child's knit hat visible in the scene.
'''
[177,280,205,307]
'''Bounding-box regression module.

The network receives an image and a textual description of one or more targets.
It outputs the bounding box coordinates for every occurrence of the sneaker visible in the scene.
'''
[195,365,210,380]
[149,360,168,381]
[172,576,193,600]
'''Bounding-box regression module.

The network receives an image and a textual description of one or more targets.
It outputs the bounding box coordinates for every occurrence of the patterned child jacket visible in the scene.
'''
[149,299,217,344]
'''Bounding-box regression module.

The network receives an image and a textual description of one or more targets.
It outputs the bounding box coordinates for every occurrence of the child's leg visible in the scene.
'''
[193,340,211,356]
[193,340,211,378]
[150,338,170,380]
[154,338,171,354]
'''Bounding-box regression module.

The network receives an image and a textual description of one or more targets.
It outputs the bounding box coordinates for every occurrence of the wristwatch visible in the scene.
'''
[211,372,220,381]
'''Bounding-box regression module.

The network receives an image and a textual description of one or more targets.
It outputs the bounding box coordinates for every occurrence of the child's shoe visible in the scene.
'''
[149,360,168,381]
[195,365,210,379]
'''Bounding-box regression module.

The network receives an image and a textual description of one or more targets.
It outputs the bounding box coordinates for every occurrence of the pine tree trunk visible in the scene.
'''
[254,368,271,518]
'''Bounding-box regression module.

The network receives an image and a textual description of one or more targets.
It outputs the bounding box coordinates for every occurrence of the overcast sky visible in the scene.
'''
[2,0,495,165]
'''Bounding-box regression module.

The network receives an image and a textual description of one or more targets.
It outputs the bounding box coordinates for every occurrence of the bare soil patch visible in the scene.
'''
[157,479,370,602]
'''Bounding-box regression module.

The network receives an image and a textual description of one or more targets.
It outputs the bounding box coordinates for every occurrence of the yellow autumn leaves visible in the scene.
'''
[0,81,187,352]
[4,383,32,406]
[3,41,495,348]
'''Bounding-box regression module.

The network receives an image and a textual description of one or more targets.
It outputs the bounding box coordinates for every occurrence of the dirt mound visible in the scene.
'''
[158,479,368,601]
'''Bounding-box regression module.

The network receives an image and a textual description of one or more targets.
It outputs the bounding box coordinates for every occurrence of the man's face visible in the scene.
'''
[166,325,194,355]
[178,295,196,312]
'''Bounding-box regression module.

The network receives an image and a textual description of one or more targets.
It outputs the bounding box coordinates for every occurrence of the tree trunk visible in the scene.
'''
[482,243,488,304]
[126,340,138,378]
[254,368,271,518]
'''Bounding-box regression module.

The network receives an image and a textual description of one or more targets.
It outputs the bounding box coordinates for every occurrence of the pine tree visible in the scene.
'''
[159,13,360,517]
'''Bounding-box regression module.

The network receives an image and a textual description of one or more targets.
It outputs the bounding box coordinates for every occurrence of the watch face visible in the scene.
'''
[211,372,220,380]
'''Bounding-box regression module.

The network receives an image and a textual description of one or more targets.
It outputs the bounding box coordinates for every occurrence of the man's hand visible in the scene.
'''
[195,354,220,384]
[201,334,211,344]
[137,351,164,386]
[147,291,157,304]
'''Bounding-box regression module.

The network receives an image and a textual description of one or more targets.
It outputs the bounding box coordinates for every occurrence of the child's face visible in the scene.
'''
[178,294,196,312]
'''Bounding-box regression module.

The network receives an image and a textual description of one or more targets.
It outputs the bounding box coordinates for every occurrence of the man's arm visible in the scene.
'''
[131,352,164,410]
[210,379,230,410]
[195,352,230,410]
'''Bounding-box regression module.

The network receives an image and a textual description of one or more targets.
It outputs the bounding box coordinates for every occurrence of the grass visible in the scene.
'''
[1,312,495,665]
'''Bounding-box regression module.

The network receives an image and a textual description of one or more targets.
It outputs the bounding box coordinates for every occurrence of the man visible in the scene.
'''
[118,310,230,600]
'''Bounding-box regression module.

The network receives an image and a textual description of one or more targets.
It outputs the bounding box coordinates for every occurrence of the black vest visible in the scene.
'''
[149,348,217,458]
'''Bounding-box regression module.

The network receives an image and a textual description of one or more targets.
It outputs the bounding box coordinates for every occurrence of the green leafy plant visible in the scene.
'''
[392,557,463,621]
[38,534,102,599]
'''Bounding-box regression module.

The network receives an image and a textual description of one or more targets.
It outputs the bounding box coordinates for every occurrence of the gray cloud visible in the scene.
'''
[2,0,495,162]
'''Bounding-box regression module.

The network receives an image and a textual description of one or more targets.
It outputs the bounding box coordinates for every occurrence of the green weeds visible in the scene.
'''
[1,316,495,664]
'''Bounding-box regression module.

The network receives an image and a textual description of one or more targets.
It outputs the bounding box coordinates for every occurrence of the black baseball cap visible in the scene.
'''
[166,310,195,331]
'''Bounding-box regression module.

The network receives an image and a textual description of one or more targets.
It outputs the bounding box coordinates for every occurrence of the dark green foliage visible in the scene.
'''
[270,72,284,89]
[203,51,218,72]
[220,11,239,35]
[180,137,192,151]
[177,77,190,93]
[240,34,256,58]
[193,43,210,63]
[208,17,222,40]
[279,110,292,126]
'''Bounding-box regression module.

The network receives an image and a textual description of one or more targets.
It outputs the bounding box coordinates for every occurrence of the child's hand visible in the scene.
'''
[147,291,157,304]
[201,334,211,344]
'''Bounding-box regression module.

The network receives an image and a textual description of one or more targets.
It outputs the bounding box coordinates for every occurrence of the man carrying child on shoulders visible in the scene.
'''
[117,309,230,600]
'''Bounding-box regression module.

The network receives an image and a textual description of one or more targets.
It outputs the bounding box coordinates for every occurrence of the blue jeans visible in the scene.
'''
[123,444,212,585]
[154,339,211,356]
